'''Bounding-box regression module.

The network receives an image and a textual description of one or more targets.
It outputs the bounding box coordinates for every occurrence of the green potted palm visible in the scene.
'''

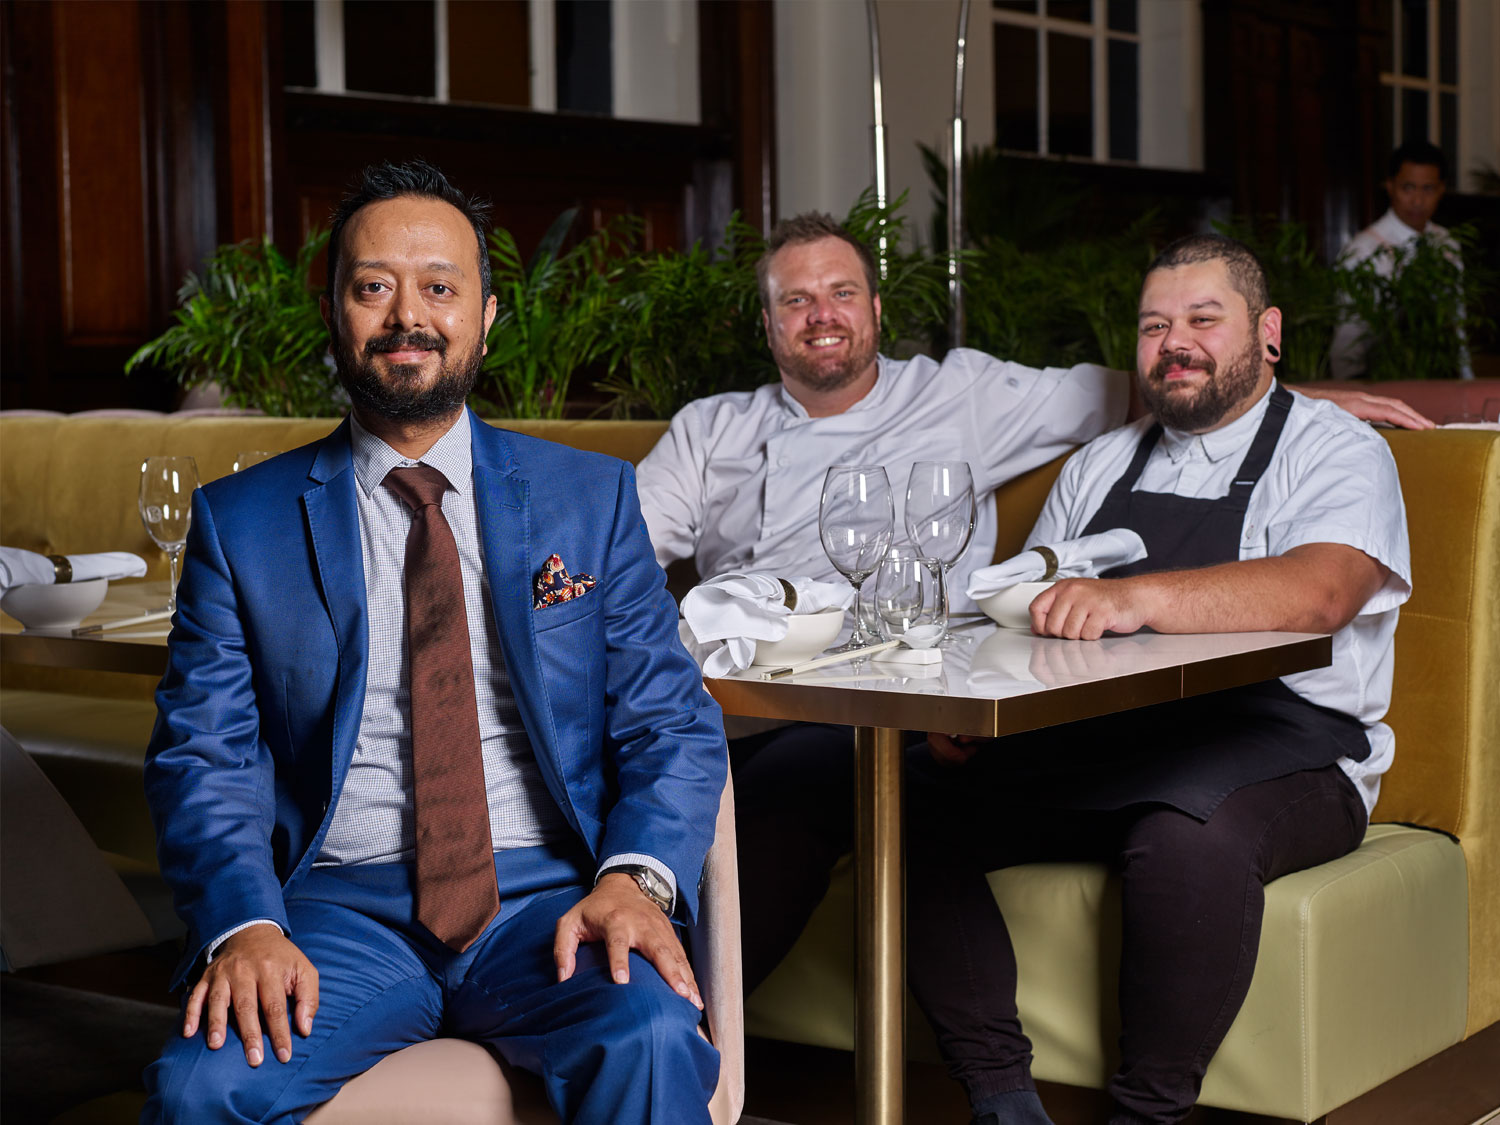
[126,232,340,416]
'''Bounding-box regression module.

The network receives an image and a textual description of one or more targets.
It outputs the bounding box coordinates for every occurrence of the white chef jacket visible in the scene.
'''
[1025,383,1411,818]
[1330,209,1471,378]
[637,349,1128,613]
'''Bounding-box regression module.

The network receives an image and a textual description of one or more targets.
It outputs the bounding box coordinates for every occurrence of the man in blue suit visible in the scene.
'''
[141,160,727,1124]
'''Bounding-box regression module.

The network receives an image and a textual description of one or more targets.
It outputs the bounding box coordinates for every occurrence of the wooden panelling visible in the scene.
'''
[223,0,274,242]
[279,91,732,262]
[698,0,775,233]
[51,0,151,346]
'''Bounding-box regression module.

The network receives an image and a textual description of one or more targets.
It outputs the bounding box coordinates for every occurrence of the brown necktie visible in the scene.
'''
[384,465,499,951]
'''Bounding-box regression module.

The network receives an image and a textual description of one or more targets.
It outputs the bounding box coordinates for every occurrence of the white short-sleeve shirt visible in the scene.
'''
[1025,383,1412,817]
[637,350,1128,612]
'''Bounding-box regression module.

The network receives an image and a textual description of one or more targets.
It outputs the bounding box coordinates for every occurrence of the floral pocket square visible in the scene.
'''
[533,553,597,609]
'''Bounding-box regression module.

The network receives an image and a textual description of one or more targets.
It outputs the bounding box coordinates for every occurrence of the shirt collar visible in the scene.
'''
[1158,381,1277,465]
[775,354,891,420]
[1373,208,1422,244]
[350,409,474,498]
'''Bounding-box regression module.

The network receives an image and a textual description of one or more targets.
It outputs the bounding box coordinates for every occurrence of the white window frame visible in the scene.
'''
[1379,0,1460,153]
[990,0,1141,163]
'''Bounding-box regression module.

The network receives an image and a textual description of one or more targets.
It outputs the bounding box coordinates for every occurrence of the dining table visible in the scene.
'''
[703,616,1333,1125]
[1,579,172,677]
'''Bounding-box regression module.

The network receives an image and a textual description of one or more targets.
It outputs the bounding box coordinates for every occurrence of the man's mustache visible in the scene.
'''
[364,331,447,357]
[1149,351,1215,381]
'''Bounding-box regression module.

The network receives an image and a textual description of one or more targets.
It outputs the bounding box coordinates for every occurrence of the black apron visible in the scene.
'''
[1013,384,1369,820]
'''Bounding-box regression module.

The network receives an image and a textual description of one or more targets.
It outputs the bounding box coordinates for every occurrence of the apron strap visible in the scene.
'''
[1228,383,1295,501]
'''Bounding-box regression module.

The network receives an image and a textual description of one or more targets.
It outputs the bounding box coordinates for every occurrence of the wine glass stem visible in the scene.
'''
[849,576,876,645]
[166,547,183,613]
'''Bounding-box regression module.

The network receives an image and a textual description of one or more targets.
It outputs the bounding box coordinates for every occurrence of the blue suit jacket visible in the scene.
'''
[144,412,727,986]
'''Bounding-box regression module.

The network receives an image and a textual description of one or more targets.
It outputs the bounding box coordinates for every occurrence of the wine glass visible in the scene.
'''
[905,461,976,631]
[873,545,947,646]
[139,456,199,612]
[819,465,894,652]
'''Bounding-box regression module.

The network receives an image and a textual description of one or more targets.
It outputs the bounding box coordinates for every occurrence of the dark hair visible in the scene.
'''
[755,212,880,311]
[1388,140,1448,181]
[326,158,492,305]
[1144,233,1270,323]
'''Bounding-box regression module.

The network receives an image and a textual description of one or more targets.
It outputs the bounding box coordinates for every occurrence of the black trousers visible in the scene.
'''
[731,719,1367,1125]
[905,758,1367,1124]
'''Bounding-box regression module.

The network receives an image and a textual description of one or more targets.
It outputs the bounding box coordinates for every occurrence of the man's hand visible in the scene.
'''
[183,923,318,1067]
[927,732,984,766]
[1293,385,1435,430]
[554,874,702,1010]
[1030,577,1151,640]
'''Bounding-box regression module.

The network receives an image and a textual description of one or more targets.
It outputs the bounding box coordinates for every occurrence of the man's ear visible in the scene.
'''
[481,293,498,356]
[762,308,771,341]
[1260,306,1283,364]
[873,293,882,336]
[319,294,332,329]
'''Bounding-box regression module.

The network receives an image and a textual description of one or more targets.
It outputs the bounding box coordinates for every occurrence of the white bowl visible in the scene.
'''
[975,580,1056,631]
[751,607,845,667]
[1,577,109,629]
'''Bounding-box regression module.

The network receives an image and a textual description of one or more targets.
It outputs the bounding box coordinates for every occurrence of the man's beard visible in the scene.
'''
[333,329,484,423]
[1138,335,1262,432]
[769,325,879,395]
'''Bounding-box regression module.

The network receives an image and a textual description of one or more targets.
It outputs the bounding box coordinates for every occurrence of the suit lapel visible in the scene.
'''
[470,420,574,820]
[301,421,370,792]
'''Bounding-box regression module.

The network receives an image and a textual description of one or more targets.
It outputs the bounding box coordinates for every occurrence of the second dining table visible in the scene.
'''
[704,616,1333,1125]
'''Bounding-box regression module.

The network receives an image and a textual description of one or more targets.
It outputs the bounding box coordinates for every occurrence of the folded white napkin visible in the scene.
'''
[966,529,1148,600]
[0,546,147,596]
[680,572,854,677]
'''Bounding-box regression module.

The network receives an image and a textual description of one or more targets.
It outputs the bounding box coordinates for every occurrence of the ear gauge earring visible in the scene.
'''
[1266,344,1281,359]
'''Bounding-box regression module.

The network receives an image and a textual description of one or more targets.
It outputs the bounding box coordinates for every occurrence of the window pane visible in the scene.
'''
[1108,38,1137,161]
[1049,0,1092,23]
[1438,0,1457,84]
[994,1,1040,13]
[556,0,612,115]
[450,0,530,108]
[994,24,1039,152]
[1402,87,1429,142]
[344,1,436,98]
[1400,0,1428,78]
[1047,31,1092,157]
[1107,0,1137,33]
[1440,93,1457,167]
[282,0,316,88]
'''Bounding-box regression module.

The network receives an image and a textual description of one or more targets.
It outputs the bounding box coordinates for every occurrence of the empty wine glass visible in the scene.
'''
[873,545,947,645]
[139,456,199,612]
[905,460,976,631]
[819,465,894,652]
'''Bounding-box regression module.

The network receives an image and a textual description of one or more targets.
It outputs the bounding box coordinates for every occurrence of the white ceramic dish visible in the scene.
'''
[1,577,109,629]
[975,580,1057,630]
[751,607,846,667]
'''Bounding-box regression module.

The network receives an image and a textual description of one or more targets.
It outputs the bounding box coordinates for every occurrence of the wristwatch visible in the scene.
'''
[598,863,673,915]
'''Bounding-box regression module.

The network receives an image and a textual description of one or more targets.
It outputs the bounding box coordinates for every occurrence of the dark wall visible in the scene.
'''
[1,0,774,412]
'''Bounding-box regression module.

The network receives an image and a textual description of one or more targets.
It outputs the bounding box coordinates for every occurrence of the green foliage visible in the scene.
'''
[479,209,625,419]
[594,212,771,420]
[126,232,339,416]
[1214,217,1342,381]
[1334,224,1494,381]
[592,189,950,420]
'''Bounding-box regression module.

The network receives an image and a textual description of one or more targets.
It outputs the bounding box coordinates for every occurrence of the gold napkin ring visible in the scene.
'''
[1030,545,1059,581]
[776,577,798,612]
[47,554,73,584]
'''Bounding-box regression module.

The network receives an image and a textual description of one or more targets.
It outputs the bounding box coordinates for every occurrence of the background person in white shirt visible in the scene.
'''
[635,214,1427,996]
[1329,140,1470,378]
[908,235,1410,1125]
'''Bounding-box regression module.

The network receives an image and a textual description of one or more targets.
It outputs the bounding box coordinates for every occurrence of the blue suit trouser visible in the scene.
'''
[141,844,718,1125]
